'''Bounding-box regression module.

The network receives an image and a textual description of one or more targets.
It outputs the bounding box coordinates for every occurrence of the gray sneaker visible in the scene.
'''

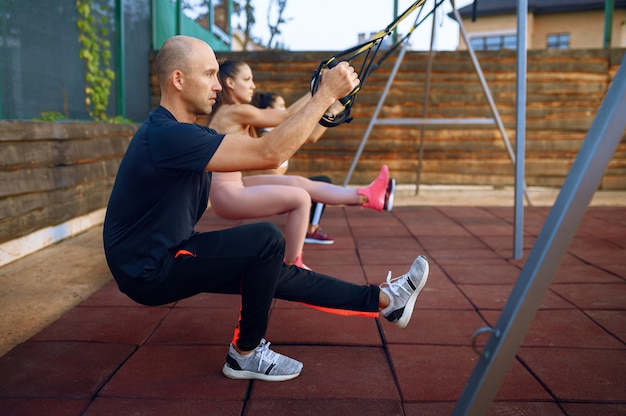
[380,255,429,328]
[222,339,303,382]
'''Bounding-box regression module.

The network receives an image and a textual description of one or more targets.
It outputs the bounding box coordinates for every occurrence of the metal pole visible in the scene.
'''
[176,0,182,35]
[513,0,527,259]
[452,53,626,416]
[374,118,496,125]
[150,0,157,50]
[393,0,399,44]
[115,0,126,118]
[415,3,438,196]
[604,0,614,48]
[0,0,6,119]
[453,7,532,206]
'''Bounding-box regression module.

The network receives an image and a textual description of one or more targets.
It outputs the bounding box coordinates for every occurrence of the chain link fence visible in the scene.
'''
[2,0,90,120]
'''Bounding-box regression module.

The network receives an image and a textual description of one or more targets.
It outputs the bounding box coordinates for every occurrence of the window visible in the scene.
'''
[547,33,570,49]
[470,34,517,51]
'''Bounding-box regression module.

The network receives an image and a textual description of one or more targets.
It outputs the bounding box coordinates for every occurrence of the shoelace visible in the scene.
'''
[381,271,412,297]
[254,339,278,372]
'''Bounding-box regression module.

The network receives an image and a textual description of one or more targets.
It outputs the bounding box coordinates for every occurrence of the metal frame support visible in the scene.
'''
[150,0,157,50]
[604,0,615,48]
[416,10,438,195]
[343,0,532,209]
[453,6,532,206]
[342,37,411,186]
[513,0,528,259]
[175,0,182,35]
[452,53,626,416]
[0,0,7,118]
[115,0,126,118]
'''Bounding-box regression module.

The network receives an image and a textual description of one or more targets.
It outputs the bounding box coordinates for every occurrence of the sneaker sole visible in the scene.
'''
[222,363,301,382]
[304,238,335,245]
[396,255,429,329]
[385,178,396,212]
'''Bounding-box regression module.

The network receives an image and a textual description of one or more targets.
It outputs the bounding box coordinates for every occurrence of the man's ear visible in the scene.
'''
[172,70,184,91]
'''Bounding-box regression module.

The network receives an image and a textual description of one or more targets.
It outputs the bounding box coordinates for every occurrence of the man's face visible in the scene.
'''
[183,42,223,115]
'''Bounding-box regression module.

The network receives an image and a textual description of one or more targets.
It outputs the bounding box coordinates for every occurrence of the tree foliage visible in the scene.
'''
[233,0,258,50]
[233,0,290,50]
[266,0,291,49]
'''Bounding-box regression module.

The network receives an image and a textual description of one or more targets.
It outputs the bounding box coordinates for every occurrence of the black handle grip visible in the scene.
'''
[323,58,357,106]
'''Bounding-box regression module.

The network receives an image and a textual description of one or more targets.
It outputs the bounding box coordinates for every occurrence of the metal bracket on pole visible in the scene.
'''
[452,53,626,416]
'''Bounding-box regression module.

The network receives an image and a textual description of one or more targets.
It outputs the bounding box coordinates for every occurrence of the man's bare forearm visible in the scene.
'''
[263,91,336,163]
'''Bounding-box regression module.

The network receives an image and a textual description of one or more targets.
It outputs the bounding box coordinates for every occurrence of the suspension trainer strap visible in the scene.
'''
[311,0,427,127]
[370,0,447,74]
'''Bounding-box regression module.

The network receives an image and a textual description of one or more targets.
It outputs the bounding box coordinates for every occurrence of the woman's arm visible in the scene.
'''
[227,104,293,131]
[207,62,359,173]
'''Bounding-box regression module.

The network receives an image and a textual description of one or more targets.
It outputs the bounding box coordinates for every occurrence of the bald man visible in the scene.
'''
[103,35,429,382]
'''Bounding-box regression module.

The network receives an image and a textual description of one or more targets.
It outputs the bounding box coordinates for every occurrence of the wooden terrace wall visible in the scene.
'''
[0,122,135,245]
[203,48,626,188]
[2,48,624,245]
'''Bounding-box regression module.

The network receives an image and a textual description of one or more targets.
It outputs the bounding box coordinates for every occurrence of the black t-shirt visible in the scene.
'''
[103,106,224,291]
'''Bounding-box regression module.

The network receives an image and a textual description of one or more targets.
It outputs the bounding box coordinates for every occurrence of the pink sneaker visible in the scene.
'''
[358,165,389,211]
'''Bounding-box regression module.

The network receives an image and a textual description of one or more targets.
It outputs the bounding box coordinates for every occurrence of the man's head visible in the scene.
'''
[155,36,222,118]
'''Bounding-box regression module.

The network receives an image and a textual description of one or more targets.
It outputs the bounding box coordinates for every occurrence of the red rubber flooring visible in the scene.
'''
[1,205,625,415]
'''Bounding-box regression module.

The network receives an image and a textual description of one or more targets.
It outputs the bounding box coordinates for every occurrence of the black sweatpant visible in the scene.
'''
[123,222,380,351]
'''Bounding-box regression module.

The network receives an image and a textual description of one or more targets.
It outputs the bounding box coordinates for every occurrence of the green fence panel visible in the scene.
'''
[153,0,230,51]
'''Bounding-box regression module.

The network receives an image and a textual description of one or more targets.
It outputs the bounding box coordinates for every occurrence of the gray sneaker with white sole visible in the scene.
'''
[222,339,303,382]
[380,255,429,328]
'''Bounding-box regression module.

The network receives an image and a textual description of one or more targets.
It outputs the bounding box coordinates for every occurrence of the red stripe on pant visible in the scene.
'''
[231,303,379,349]
[298,302,380,318]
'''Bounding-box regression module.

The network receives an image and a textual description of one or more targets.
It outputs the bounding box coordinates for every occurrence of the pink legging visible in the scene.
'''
[209,172,362,262]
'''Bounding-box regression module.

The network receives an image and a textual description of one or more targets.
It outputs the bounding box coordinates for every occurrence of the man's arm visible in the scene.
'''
[206,62,358,172]
[307,124,328,144]
[306,100,345,143]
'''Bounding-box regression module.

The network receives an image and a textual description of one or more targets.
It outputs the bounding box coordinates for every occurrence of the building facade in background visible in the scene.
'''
[455,0,626,50]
